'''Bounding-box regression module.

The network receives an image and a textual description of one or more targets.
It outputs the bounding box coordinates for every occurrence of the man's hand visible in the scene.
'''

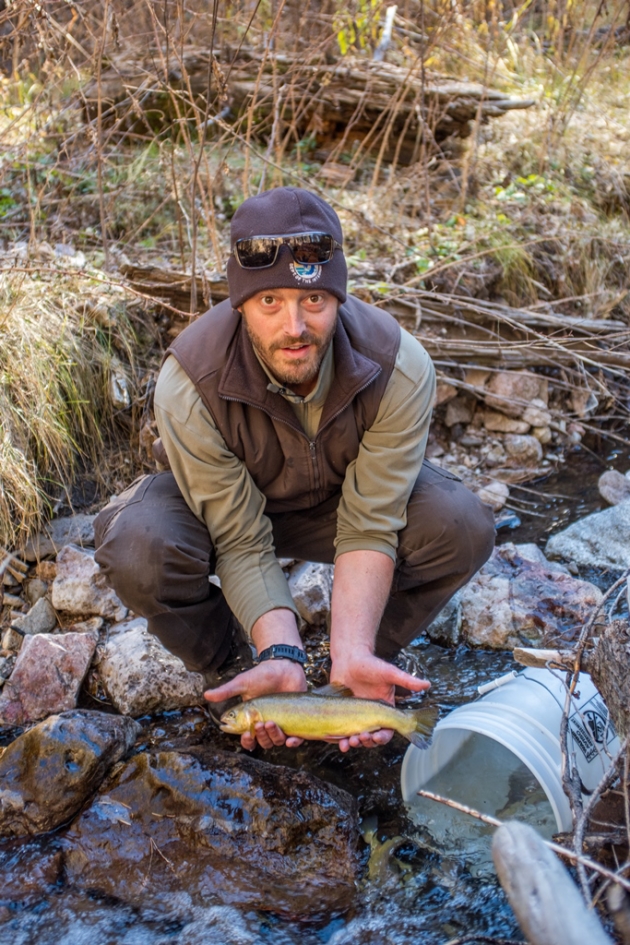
[204,658,307,751]
[330,650,430,752]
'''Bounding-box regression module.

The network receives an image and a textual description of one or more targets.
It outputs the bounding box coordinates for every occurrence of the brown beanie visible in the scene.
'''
[227,187,348,309]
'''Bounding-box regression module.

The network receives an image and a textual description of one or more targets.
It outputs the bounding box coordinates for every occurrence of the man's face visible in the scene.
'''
[240,287,338,397]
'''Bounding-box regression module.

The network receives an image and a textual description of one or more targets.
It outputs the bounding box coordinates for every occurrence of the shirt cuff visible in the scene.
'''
[334,537,398,564]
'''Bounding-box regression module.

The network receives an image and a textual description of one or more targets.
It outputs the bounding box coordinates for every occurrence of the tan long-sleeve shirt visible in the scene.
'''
[154,325,435,634]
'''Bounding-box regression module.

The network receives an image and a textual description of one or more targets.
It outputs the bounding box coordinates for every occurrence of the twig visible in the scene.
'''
[416,789,630,892]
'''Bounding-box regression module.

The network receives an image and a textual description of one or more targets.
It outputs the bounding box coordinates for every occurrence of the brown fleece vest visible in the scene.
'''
[164,295,401,513]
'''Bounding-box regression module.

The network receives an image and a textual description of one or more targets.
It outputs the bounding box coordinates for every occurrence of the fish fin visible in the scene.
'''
[406,706,439,750]
[312,682,355,698]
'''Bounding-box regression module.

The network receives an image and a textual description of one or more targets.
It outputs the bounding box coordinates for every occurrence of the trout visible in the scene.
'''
[219,685,438,748]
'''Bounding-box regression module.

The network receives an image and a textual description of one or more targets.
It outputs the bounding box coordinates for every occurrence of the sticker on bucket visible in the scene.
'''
[569,693,616,763]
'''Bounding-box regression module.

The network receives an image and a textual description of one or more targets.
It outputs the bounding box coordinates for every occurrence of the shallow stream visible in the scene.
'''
[0,443,627,945]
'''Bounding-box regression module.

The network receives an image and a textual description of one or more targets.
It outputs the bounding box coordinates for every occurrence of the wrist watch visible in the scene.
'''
[255,644,307,666]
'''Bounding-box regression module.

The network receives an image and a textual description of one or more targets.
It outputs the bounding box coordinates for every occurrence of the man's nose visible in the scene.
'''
[283,300,307,337]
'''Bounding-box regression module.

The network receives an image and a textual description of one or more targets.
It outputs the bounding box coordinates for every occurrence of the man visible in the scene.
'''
[94,187,494,752]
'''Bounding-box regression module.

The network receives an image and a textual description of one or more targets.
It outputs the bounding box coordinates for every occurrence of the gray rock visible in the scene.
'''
[63,747,360,919]
[425,592,462,646]
[445,395,474,428]
[598,469,630,506]
[460,543,602,649]
[24,513,96,561]
[0,630,98,726]
[96,617,204,716]
[52,544,127,621]
[11,597,57,635]
[23,578,48,605]
[0,655,15,680]
[546,501,630,570]
[0,709,139,838]
[287,561,334,626]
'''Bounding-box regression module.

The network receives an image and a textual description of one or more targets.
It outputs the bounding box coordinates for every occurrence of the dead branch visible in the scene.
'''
[492,821,614,945]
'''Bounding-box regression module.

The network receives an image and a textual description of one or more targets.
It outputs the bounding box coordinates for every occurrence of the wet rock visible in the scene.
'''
[52,544,127,621]
[504,434,543,466]
[0,842,63,904]
[485,371,547,418]
[287,561,334,626]
[546,501,630,570]
[24,513,96,561]
[483,410,530,434]
[0,709,139,838]
[63,747,360,920]
[476,480,510,511]
[598,469,630,506]
[0,631,98,726]
[97,617,204,716]
[459,543,602,649]
[425,591,462,646]
[11,597,57,635]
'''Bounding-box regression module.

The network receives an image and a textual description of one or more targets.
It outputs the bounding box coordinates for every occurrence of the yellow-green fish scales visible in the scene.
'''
[219,690,437,748]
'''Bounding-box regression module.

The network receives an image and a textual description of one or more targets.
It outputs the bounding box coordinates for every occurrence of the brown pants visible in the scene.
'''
[94,461,495,673]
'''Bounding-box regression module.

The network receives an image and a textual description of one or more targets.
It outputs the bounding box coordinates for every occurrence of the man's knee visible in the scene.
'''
[400,469,495,582]
[94,473,212,610]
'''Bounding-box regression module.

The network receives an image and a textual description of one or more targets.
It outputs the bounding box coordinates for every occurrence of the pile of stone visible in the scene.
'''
[430,368,587,512]
[0,515,335,727]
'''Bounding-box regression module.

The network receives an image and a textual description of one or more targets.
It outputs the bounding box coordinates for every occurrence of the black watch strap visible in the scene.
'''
[255,644,307,665]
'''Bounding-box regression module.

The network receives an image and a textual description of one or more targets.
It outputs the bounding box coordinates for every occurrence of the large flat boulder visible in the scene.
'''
[0,631,98,726]
[62,748,361,920]
[546,501,630,570]
[0,709,139,839]
[460,543,602,649]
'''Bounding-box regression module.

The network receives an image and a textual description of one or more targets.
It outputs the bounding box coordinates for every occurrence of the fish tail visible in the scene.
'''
[406,706,438,750]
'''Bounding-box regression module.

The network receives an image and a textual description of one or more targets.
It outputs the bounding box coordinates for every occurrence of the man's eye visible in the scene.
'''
[261,296,276,305]
[309,294,322,303]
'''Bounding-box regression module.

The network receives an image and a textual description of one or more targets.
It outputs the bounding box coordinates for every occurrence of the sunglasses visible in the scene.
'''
[232,232,342,270]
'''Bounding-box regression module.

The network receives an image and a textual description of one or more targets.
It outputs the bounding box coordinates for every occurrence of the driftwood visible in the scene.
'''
[122,264,630,375]
[83,47,534,162]
[492,821,613,945]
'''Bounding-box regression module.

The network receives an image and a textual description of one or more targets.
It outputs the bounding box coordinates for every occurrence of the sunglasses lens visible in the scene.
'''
[290,233,334,264]
[235,233,336,268]
[235,237,278,269]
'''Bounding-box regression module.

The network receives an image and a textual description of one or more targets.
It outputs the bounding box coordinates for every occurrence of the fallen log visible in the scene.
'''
[492,820,613,945]
[82,47,534,162]
[588,619,630,740]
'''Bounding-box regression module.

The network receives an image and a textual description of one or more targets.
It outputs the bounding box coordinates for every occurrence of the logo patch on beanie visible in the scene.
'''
[290,262,322,283]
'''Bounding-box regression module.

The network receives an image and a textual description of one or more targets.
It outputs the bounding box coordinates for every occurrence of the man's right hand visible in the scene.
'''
[204,659,308,751]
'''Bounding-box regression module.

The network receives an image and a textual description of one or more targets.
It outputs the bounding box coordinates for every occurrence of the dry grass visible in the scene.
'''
[0,266,140,551]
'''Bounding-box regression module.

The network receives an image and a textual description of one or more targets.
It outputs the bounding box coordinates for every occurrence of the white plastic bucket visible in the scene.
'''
[401,667,619,833]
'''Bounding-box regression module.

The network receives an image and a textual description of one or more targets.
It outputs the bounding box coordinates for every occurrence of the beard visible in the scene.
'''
[244,317,337,389]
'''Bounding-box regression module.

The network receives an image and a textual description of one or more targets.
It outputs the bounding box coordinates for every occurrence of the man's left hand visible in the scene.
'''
[330,650,430,752]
